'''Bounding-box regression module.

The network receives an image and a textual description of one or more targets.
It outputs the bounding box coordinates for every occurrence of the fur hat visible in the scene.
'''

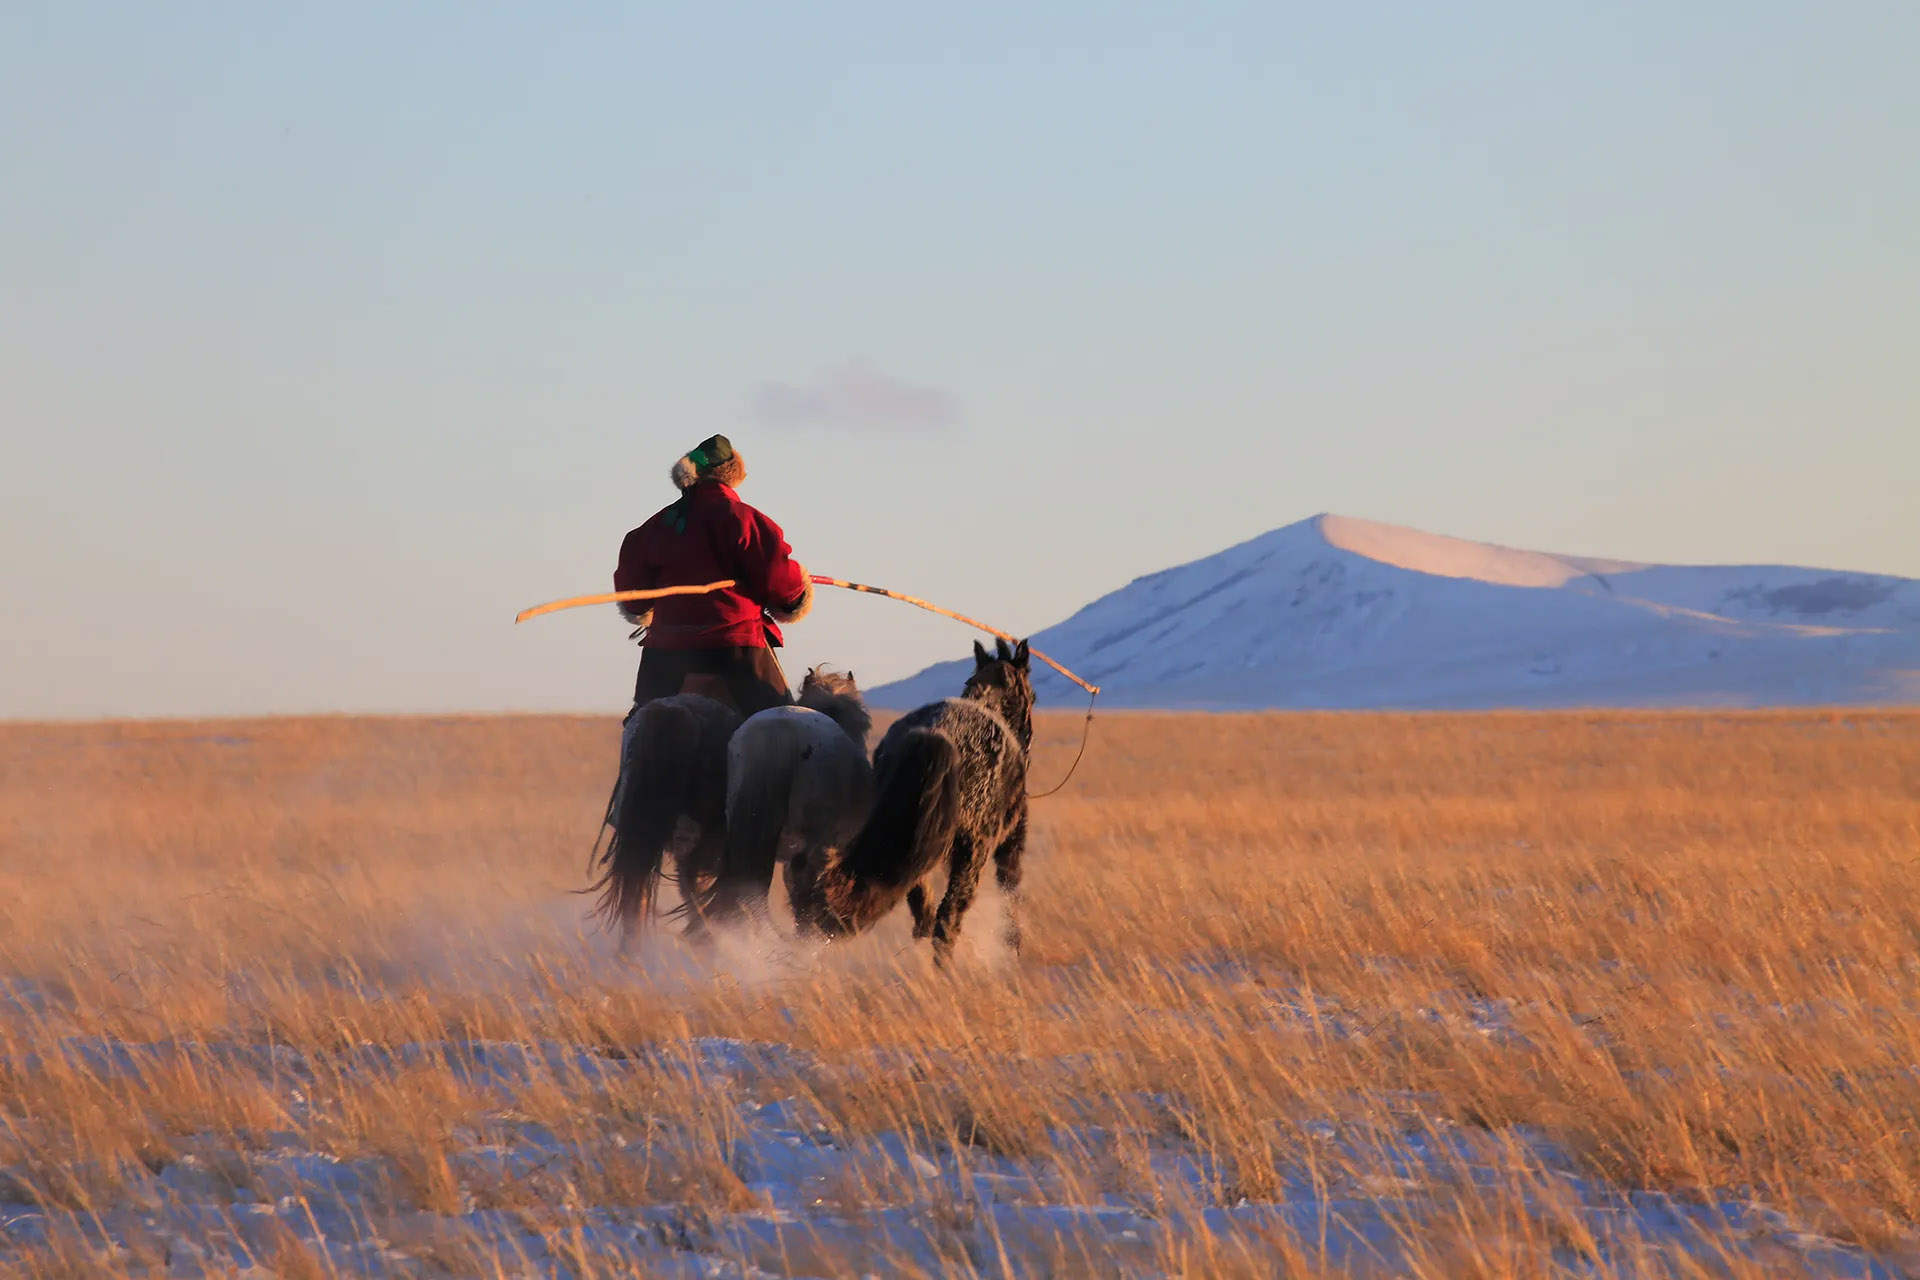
[670,434,747,490]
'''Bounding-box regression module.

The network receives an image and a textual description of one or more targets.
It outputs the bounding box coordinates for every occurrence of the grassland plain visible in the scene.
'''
[2,710,1918,1278]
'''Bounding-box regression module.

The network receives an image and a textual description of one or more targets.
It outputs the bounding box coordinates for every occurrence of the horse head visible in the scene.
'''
[798,665,872,749]
[964,637,1035,746]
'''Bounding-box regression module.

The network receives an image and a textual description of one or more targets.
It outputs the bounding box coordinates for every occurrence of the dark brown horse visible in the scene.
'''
[589,692,741,946]
[789,638,1034,965]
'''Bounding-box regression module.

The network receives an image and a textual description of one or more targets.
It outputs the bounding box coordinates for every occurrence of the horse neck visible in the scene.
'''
[963,685,1033,748]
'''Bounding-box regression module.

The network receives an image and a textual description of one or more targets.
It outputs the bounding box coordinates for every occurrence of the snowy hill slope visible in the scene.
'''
[871,515,1920,710]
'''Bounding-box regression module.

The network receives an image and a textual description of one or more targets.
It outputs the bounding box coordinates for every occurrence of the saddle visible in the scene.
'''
[677,673,736,708]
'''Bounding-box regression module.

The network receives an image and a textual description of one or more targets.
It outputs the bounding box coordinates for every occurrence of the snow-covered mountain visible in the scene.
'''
[871,515,1920,710]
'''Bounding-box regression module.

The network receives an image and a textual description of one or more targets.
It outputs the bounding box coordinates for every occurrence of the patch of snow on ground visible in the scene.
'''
[1,990,1901,1277]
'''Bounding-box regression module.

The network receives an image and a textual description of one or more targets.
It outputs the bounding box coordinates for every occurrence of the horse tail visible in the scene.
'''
[831,729,960,932]
[593,699,700,936]
[703,736,795,925]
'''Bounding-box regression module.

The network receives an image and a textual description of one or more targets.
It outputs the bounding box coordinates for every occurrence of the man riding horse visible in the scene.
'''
[614,434,814,716]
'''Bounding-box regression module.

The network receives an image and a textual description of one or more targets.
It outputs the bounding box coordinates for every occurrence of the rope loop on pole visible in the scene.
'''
[1026,687,1098,799]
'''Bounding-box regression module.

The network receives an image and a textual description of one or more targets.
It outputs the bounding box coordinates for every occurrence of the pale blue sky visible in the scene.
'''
[4,2,1915,718]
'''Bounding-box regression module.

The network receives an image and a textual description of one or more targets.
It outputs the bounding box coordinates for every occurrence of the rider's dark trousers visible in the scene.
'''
[631,645,793,717]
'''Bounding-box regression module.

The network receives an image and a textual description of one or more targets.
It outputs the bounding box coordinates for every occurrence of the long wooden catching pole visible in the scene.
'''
[513,574,1099,695]
[514,580,737,624]
[807,576,1098,695]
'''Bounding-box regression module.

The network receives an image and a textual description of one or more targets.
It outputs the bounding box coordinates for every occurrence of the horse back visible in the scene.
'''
[879,698,1026,836]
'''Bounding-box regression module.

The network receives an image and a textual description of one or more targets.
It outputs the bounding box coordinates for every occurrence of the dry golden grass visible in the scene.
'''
[2,709,1918,1276]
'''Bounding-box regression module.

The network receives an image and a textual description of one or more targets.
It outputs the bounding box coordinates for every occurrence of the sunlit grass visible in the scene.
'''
[1,710,1916,1275]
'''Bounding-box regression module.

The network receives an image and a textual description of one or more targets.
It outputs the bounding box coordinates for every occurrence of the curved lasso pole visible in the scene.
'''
[513,575,1099,695]
[808,576,1099,695]
[514,580,738,624]
[813,574,1102,795]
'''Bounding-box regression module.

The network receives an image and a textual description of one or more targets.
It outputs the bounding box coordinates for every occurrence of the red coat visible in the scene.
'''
[614,481,810,649]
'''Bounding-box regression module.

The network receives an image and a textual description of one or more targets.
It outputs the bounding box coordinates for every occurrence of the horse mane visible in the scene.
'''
[798,667,872,750]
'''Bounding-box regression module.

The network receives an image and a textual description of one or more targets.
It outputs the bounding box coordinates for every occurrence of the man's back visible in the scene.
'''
[617,481,807,649]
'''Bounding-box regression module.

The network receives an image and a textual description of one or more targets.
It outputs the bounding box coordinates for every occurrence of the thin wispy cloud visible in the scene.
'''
[749,362,960,431]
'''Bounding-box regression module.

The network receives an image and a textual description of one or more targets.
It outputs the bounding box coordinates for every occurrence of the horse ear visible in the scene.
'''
[995,637,1012,662]
[1014,640,1030,669]
[974,639,992,666]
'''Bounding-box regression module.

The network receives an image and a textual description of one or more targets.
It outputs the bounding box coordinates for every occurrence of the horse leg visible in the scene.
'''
[991,810,1028,957]
[907,883,935,938]
[929,831,982,968]
[706,826,782,930]
[676,829,726,947]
